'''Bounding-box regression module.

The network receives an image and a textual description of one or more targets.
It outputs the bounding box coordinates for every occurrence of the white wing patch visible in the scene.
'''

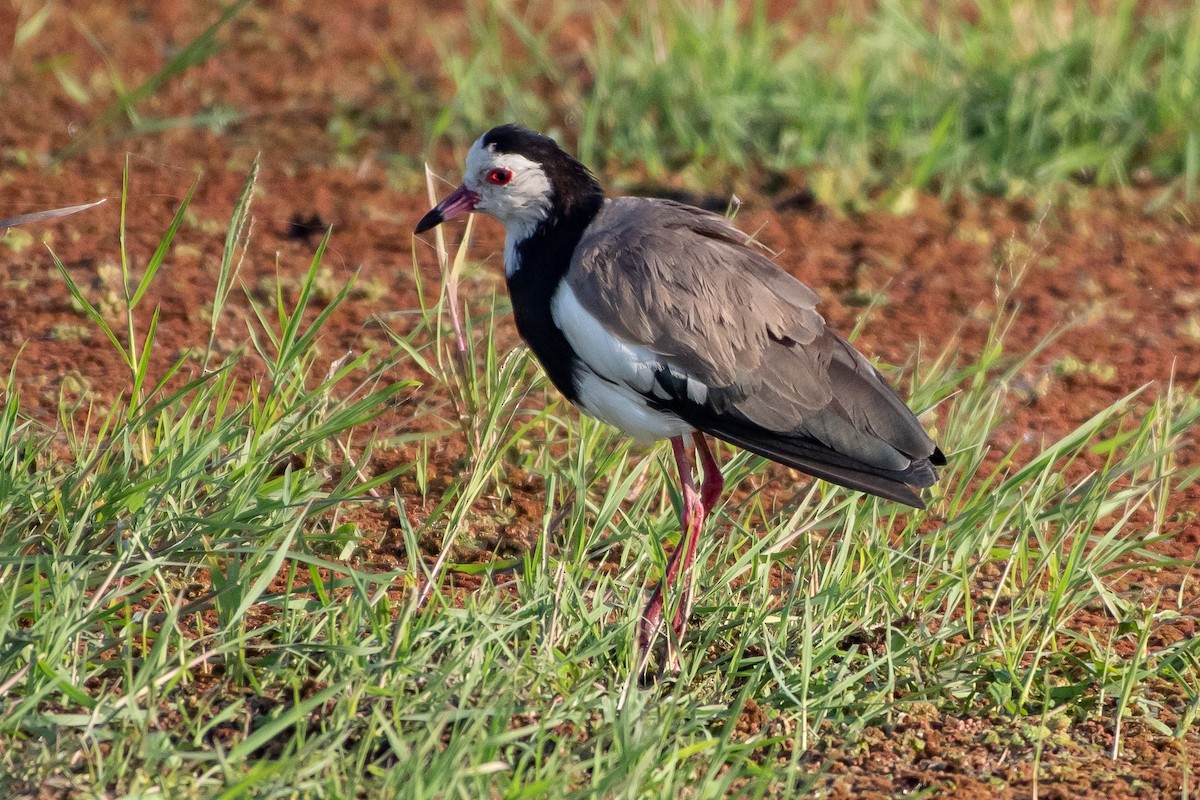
[550,283,658,391]
[550,282,702,443]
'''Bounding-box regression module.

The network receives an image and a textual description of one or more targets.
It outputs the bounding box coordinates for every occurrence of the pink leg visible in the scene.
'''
[693,432,725,516]
[638,435,712,657]
[671,433,725,630]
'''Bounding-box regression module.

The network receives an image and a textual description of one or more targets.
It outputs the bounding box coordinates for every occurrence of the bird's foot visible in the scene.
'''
[636,585,691,677]
[636,588,666,673]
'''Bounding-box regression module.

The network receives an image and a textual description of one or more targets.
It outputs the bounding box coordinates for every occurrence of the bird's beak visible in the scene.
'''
[414,185,480,234]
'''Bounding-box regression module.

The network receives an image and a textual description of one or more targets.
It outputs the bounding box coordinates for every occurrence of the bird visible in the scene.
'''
[415,124,944,655]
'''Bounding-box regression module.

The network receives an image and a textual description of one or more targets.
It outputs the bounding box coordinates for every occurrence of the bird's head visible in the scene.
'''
[415,124,603,240]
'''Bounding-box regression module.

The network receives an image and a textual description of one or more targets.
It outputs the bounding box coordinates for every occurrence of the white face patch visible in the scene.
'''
[463,137,554,275]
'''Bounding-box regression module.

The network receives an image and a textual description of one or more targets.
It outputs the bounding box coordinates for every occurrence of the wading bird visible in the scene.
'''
[416,125,943,655]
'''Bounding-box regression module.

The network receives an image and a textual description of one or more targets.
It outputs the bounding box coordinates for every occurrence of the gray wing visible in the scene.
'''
[565,197,944,506]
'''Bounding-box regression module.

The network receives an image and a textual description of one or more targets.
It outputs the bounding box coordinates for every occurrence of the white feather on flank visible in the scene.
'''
[550,282,697,443]
[573,372,694,444]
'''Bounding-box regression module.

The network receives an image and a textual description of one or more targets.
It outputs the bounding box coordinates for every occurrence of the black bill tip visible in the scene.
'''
[414,208,444,234]
[414,185,480,235]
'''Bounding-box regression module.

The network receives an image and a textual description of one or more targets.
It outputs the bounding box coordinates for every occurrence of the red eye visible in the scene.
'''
[486,168,513,185]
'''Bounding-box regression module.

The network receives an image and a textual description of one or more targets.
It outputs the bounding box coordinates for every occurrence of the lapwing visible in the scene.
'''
[416,124,944,654]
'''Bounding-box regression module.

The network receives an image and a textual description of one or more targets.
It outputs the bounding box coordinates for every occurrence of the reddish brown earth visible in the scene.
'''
[2,2,1198,797]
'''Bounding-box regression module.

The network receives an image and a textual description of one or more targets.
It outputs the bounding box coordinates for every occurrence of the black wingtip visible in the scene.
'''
[691,421,937,508]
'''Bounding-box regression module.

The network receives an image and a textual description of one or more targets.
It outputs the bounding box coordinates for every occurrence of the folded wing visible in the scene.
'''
[564,197,945,507]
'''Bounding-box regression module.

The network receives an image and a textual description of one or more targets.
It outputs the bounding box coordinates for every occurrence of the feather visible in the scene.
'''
[564,196,943,501]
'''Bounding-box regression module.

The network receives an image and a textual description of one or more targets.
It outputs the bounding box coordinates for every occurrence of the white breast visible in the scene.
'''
[549,282,694,444]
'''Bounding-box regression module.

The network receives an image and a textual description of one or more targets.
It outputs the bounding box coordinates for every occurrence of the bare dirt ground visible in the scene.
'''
[2,2,1198,797]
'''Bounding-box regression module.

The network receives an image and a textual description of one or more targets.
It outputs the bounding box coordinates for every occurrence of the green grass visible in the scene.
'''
[3,3,1200,794]
[426,0,1200,205]
[1,171,1198,797]
[22,0,1199,204]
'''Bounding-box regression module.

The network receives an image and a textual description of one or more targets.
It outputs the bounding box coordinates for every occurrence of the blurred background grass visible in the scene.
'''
[424,0,1200,206]
[3,2,1200,797]
[7,0,1199,206]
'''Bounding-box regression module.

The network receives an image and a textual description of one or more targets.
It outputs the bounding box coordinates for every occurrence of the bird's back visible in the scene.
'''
[565,197,944,506]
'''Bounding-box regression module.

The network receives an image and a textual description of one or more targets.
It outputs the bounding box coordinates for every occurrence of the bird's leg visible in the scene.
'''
[671,432,725,631]
[638,436,705,659]
[693,431,725,516]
